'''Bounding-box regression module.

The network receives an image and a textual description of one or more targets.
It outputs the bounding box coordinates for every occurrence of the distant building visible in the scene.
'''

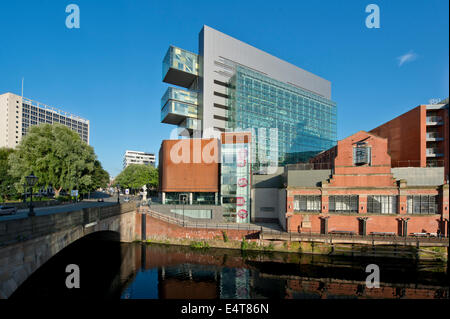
[370,98,449,182]
[0,92,89,148]
[123,150,156,169]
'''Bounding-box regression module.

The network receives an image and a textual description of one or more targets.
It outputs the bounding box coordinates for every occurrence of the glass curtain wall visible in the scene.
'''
[227,66,337,171]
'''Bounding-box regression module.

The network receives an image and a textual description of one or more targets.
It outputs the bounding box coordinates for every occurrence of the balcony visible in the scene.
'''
[426,132,444,141]
[161,87,198,125]
[426,148,444,157]
[426,116,443,125]
[162,46,198,88]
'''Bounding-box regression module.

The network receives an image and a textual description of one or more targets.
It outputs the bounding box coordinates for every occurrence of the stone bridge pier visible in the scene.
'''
[0,202,140,299]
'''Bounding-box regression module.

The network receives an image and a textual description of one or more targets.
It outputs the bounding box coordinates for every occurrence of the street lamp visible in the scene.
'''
[26,172,38,217]
[117,184,120,204]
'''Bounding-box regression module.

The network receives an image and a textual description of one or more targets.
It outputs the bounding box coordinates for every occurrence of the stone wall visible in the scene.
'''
[0,202,137,299]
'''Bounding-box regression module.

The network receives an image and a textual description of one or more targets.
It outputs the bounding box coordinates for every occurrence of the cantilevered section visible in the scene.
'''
[162,46,199,88]
[161,87,198,125]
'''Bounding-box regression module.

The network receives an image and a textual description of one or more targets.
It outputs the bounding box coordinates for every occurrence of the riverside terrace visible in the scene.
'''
[1,199,449,299]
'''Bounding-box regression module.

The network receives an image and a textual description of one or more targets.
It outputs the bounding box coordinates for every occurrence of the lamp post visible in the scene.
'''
[26,172,38,217]
[117,184,120,204]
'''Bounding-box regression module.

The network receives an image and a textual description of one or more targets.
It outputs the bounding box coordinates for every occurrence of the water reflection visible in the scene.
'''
[10,238,449,299]
[122,243,448,299]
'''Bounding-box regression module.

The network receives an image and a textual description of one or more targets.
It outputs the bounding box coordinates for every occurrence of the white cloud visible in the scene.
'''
[397,50,418,66]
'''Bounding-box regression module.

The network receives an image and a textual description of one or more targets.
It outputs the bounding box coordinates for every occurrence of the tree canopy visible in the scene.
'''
[114,164,158,192]
[0,147,18,201]
[8,123,106,197]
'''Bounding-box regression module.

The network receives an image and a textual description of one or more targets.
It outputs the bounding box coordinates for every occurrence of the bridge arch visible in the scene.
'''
[0,203,138,299]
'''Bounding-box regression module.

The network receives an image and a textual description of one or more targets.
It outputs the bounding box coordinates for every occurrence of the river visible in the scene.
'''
[10,237,449,299]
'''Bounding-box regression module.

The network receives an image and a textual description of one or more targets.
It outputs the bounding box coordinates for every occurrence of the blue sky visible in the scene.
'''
[0,0,448,177]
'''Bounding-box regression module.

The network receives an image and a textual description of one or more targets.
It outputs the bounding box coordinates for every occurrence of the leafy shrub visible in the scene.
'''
[222,231,229,242]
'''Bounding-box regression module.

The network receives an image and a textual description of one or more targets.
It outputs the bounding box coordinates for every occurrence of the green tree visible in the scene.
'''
[115,164,158,194]
[90,160,110,191]
[8,124,99,197]
[0,147,18,201]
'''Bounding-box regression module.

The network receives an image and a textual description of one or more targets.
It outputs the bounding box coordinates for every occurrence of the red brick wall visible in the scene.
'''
[144,215,259,241]
[329,131,396,188]
[288,213,441,235]
[370,105,426,167]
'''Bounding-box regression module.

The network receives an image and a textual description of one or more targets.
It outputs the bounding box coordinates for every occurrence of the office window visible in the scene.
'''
[367,196,397,214]
[294,195,321,212]
[329,195,358,213]
[407,195,438,214]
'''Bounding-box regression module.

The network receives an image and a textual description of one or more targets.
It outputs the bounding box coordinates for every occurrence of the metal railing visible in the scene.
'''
[285,162,333,170]
[426,116,443,124]
[141,206,261,232]
[426,148,444,156]
[260,229,450,245]
[426,132,442,139]
[391,159,445,168]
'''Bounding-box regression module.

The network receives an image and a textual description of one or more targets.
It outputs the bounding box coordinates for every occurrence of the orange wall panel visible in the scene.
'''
[159,139,219,192]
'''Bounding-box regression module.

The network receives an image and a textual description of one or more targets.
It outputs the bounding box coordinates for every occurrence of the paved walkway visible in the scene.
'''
[143,207,281,232]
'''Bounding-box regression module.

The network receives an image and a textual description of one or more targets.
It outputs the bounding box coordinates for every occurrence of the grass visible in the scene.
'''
[190,241,210,249]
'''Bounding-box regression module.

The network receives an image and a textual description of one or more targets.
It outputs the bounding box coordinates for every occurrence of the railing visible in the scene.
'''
[142,207,261,232]
[285,162,333,170]
[261,229,450,245]
[426,132,442,139]
[391,159,445,167]
[426,148,443,156]
[426,116,443,124]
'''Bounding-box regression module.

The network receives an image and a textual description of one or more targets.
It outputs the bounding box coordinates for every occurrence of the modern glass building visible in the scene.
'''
[227,66,337,170]
[161,26,337,169]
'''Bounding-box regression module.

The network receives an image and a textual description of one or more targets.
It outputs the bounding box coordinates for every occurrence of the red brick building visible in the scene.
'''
[286,131,449,237]
[369,100,449,181]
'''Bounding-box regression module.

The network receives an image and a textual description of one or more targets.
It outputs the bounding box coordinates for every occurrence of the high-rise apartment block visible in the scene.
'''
[161,26,337,170]
[0,92,89,148]
[123,150,156,169]
[370,98,449,181]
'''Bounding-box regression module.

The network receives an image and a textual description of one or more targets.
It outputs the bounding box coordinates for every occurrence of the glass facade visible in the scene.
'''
[227,66,337,170]
[221,141,251,223]
[162,46,198,80]
[161,87,198,124]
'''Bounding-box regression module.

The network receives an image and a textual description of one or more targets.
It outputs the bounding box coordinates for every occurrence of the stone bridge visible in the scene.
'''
[0,202,140,299]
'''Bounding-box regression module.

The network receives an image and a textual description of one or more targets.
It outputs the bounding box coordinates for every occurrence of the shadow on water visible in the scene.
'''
[10,231,137,300]
[10,240,449,299]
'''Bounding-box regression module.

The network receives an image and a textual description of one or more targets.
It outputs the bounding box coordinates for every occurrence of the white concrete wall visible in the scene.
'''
[392,167,444,186]
[0,93,23,148]
[252,188,279,222]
